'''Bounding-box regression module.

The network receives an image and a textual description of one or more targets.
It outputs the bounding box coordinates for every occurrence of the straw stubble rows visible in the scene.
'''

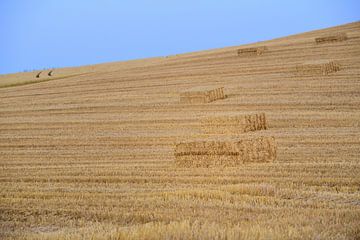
[0,22,360,239]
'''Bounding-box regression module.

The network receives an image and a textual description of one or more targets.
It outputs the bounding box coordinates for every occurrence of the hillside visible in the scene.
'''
[1,21,360,239]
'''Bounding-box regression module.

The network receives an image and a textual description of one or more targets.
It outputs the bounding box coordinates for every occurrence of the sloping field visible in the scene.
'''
[1,22,360,239]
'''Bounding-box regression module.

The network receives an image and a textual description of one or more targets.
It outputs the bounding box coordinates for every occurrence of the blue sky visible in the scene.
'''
[0,1,359,74]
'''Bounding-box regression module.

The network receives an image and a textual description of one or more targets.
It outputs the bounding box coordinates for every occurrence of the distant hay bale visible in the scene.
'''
[180,86,226,104]
[237,46,268,56]
[36,71,42,78]
[323,61,341,75]
[48,70,53,76]
[315,33,347,44]
[295,61,341,76]
[175,137,277,167]
[201,113,267,134]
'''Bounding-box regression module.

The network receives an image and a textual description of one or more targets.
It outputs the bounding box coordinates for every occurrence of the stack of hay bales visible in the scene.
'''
[180,86,225,104]
[176,86,276,167]
[237,46,267,56]
[201,113,266,134]
[315,33,347,44]
[295,61,341,76]
[175,137,276,167]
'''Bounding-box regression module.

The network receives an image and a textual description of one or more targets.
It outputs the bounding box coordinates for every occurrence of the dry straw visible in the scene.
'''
[201,113,267,134]
[295,61,341,76]
[315,33,347,44]
[237,46,268,56]
[180,86,225,104]
[175,137,277,167]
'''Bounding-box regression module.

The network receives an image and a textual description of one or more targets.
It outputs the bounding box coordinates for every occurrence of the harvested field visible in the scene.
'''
[201,113,266,134]
[0,21,360,239]
[295,61,341,76]
[315,33,348,44]
[237,46,267,56]
[175,137,277,167]
[180,86,225,104]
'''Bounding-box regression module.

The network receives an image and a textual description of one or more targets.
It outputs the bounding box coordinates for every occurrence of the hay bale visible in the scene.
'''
[237,137,277,164]
[48,70,53,76]
[323,61,341,75]
[295,61,341,76]
[175,137,277,167]
[237,46,267,56]
[315,33,347,44]
[201,113,267,134]
[180,86,226,104]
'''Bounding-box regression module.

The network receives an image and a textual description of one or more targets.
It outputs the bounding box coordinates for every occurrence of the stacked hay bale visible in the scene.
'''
[295,61,341,76]
[315,33,347,44]
[237,137,277,164]
[237,46,267,56]
[201,113,266,134]
[322,61,341,75]
[175,137,276,167]
[180,86,225,104]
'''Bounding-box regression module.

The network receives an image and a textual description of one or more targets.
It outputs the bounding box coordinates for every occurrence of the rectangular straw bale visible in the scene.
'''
[295,61,340,76]
[323,61,341,75]
[237,137,277,163]
[175,136,277,167]
[180,87,225,104]
[237,46,268,56]
[201,113,267,134]
[315,33,347,44]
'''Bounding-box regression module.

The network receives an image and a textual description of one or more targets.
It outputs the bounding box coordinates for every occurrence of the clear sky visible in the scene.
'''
[0,0,359,74]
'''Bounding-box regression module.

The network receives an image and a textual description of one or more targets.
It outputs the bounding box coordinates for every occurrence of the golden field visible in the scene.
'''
[0,21,360,239]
